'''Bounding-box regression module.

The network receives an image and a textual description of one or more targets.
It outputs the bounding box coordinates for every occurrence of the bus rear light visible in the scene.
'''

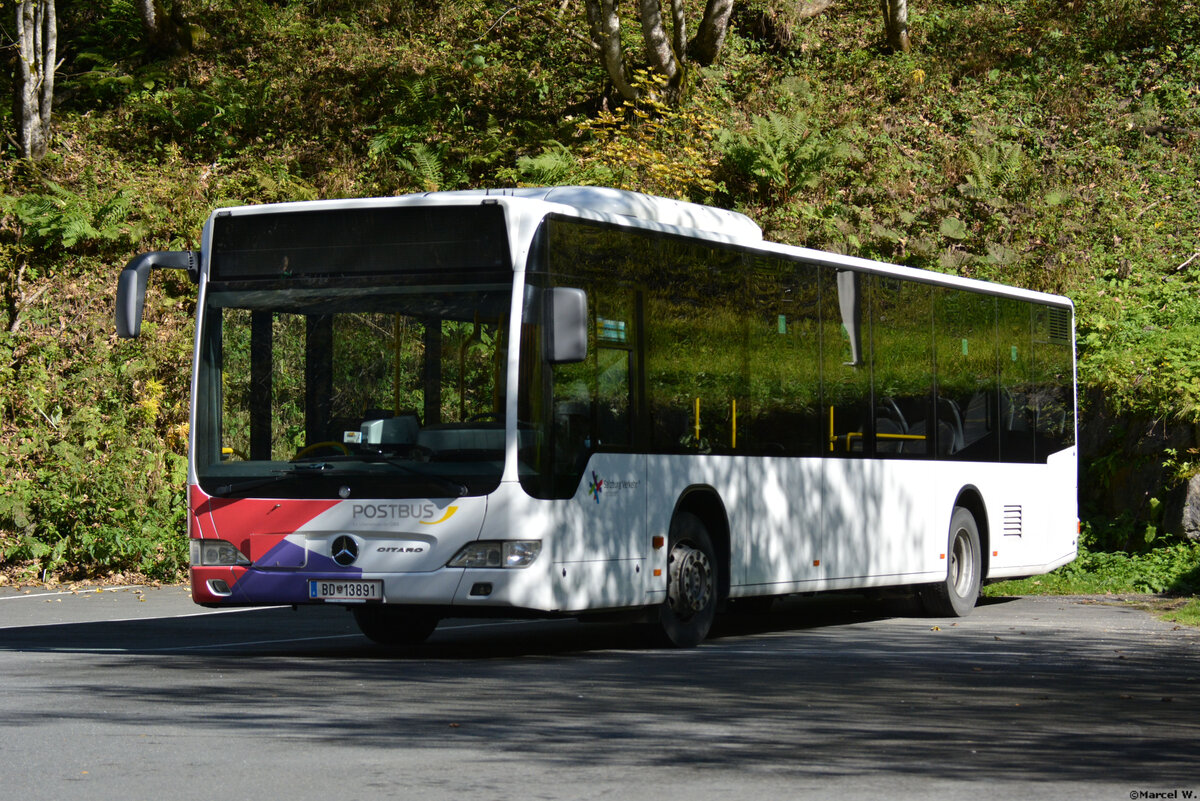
[447,540,541,569]
[191,539,251,567]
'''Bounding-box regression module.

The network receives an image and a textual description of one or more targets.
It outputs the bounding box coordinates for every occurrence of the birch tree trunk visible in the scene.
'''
[689,0,734,65]
[584,0,640,101]
[881,0,911,53]
[639,0,679,82]
[15,0,56,161]
[583,0,732,103]
[669,0,687,63]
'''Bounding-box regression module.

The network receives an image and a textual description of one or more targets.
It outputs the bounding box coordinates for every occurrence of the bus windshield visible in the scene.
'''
[195,279,514,500]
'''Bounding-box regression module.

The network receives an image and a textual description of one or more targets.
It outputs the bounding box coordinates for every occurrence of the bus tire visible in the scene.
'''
[657,511,718,647]
[920,506,982,617]
[352,605,439,646]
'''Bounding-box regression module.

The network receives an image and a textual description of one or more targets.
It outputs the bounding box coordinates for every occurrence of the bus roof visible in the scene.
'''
[426,186,764,244]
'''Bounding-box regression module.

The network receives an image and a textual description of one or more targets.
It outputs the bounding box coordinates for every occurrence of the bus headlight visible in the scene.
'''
[447,540,542,569]
[190,539,251,567]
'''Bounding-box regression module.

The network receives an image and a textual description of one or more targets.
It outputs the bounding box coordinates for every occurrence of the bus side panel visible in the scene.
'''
[738,458,942,594]
[649,454,947,599]
[473,455,649,614]
[976,447,1079,578]
[824,459,939,584]
[741,456,825,590]
[550,452,648,612]
[642,454,751,597]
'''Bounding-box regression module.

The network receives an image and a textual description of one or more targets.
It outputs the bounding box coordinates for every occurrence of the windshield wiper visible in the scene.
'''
[355,451,468,497]
[210,463,334,497]
[212,456,468,498]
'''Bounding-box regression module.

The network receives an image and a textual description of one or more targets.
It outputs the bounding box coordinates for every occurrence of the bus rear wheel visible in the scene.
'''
[920,506,981,617]
[352,605,439,646]
[657,512,718,647]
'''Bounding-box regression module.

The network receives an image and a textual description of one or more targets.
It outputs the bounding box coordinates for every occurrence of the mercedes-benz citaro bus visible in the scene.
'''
[115,187,1078,647]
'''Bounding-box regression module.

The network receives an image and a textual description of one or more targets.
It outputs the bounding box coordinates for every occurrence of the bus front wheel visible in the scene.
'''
[352,605,439,646]
[920,506,982,617]
[657,512,718,647]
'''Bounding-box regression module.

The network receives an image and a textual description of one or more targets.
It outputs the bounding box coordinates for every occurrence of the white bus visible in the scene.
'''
[115,187,1078,647]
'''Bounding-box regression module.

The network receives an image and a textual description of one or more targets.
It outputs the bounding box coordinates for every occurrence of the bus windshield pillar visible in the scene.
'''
[305,315,333,447]
[423,318,442,426]
[250,311,273,461]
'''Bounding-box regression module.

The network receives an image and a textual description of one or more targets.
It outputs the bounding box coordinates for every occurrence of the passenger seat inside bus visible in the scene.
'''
[935,398,965,456]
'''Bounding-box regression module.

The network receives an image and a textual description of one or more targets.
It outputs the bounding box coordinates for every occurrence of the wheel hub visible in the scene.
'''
[950,527,975,597]
[668,542,713,618]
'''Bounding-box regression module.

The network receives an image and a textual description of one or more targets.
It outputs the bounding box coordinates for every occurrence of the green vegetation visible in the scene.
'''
[1156,598,1200,627]
[986,545,1200,628]
[986,543,1200,596]
[986,518,1200,615]
[1,0,1198,587]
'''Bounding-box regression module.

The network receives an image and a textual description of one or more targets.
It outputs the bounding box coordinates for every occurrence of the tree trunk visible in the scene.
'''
[136,0,184,54]
[15,0,56,161]
[881,0,911,53]
[583,0,733,103]
[689,0,733,66]
[639,0,679,82]
[669,0,687,63]
[584,0,639,101]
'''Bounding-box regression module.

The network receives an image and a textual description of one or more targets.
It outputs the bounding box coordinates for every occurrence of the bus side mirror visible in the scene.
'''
[545,287,588,364]
[115,250,200,338]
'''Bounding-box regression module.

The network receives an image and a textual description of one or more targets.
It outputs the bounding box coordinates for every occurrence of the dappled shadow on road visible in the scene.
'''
[0,591,926,659]
[2,595,1198,785]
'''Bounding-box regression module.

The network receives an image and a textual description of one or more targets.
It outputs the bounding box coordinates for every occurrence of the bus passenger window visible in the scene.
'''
[746,254,823,457]
[935,289,998,461]
[824,267,872,456]
[871,276,933,458]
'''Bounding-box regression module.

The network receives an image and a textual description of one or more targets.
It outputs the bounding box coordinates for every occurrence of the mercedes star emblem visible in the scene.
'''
[331,535,359,567]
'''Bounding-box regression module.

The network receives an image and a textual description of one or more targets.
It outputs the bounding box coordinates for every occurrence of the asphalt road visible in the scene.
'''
[0,586,1197,801]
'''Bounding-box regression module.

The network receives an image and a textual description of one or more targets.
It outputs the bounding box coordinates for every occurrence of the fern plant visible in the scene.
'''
[1,182,139,250]
[509,141,582,186]
[367,76,439,159]
[958,141,1028,206]
[397,143,445,192]
[720,111,842,203]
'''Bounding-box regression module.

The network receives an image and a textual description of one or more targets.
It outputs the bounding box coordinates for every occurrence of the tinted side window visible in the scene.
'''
[645,237,747,454]
[998,298,1037,463]
[746,254,824,456]
[1033,304,1076,460]
[872,277,934,458]
[936,289,998,461]
[823,268,873,456]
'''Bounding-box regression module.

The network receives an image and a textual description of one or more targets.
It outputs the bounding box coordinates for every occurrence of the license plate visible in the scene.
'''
[309,580,383,601]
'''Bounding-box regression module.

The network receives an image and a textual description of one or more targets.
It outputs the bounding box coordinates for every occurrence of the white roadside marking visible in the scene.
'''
[0,605,289,631]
